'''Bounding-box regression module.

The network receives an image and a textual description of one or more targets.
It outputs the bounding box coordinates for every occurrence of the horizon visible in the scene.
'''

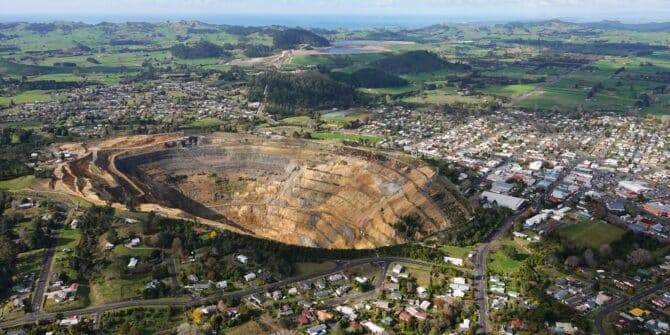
[0,13,669,29]
[1,0,670,27]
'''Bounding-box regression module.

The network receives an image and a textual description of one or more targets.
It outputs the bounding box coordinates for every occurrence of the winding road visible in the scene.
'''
[0,256,431,330]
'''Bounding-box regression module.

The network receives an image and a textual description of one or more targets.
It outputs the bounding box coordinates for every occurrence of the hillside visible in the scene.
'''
[373,50,470,74]
[169,40,230,59]
[248,71,362,116]
[329,68,408,88]
[272,28,331,49]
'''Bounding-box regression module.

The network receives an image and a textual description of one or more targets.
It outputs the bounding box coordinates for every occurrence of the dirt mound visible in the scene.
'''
[62,134,473,249]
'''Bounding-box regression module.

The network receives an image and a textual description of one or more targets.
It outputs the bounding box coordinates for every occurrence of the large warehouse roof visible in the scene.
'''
[480,191,527,211]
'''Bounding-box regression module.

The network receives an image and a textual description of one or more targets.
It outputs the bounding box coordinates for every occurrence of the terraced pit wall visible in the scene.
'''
[101,139,472,249]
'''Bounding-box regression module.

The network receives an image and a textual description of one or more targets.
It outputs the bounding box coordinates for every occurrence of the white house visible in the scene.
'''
[354,276,368,284]
[362,321,385,334]
[392,264,404,275]
[524,213,548,227]
[335,306,358,320]
[127,257,138,269]
[125,237,141,248]
[244,273,256,282]
[419,300,431,310]
[444,256,464,266]
[236,254,248,264]
[459,319,471,332]
[59,316,79,326]
[529,160,543,171]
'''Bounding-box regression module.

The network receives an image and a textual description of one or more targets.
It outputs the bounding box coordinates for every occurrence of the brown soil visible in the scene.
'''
[59,133,473,249]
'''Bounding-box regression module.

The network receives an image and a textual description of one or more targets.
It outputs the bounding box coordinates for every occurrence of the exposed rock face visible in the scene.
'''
[68,135,473,249]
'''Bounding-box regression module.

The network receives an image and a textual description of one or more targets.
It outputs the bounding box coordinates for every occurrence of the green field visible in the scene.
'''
[482,84,537,99]
[89,244,159,304]
[442,244,476,258]
[16,248,45,279]
[294,261,336,276]
[311,132,382,143]
[99,307,187,335]
[0,176,40,190]
[0,90,64,106]
[51,228,82,282]
[558,220,626,249]
[488,237,530,276]
[189,117,224,128]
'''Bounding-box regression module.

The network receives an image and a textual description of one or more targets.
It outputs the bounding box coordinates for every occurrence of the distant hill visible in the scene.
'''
[584,20,670,32]
[373,50,470,74]
[248,71,361,116]
[272,28,330,50]
[329,68,408,88]
[170,40,230,59]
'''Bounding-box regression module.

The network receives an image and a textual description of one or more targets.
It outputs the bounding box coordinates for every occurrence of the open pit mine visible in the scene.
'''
[58,134,473,249]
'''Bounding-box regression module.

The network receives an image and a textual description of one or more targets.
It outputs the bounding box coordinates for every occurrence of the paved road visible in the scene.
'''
[473,212,518,334]
[0,256,432,329]
[594,279,670,335]
[473,158,578,334]
[31,221,65,312]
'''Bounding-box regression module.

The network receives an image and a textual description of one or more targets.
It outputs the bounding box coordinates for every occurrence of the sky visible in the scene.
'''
[1,0,669,23]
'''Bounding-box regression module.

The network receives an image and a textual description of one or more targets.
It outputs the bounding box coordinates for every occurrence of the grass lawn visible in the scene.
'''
[89,244,159,304]
[52,228,82,281]
[17,248,45,278]
[0,176,40,190]
[350,263,382,283]
[393,262,432,287]
[482,84,537,98]
[90,274,152,305]
[0,90,64,106]
[189,117,224,128]
[294,261,336,276]
[402,88,498,105]
[0,301,25,322]
[99,306,187,335]
[488,238,530,276]
[281,116,312,126]
[442,244,476,259]
[361,85,419,96]
[557,220,626,250]
[311,132,382,143]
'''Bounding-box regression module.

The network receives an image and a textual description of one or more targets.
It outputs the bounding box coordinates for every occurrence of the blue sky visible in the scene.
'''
[1,0,669,22]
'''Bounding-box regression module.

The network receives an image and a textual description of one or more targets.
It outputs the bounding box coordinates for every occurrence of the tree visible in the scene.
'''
[192,308,203,324]
[125,196,138,212]
[583,249,598,268]
[599,244,612,258]
[0,235,17,295]
[107,228,119,244]
[564,255,580,268]
[628,248,652,266]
